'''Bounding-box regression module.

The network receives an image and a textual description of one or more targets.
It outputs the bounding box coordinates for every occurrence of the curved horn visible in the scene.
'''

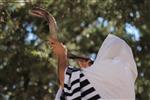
[30,7,58,40]
[30,7,81,60]
[47,13,58,39]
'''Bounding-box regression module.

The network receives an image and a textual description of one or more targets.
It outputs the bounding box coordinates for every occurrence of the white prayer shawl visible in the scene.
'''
[83,34,138,99]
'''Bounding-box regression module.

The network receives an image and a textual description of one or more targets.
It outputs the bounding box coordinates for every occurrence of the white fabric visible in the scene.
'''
[55,87,63,100]
[83,34,138,99]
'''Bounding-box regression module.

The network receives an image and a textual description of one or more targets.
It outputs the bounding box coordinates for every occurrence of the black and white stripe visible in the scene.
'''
[61,67,101,100]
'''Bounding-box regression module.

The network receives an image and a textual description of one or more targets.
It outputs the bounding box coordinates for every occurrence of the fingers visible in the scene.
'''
[49,37,58,45]
[49,38,67,57]
[48,37,62,53]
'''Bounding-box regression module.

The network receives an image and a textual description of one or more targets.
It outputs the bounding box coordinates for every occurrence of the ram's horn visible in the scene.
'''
[30,7,84,60]
[30,7,58,39]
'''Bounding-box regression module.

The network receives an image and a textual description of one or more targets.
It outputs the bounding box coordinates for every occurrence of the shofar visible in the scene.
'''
[29,7,58,40]
[29,7,82,59]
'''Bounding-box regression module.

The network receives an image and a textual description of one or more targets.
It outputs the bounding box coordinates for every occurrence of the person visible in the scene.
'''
[76,57,93,68]
[50,34,138,100]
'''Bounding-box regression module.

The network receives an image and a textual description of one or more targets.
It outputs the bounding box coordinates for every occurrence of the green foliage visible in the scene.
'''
[0,0,150,99]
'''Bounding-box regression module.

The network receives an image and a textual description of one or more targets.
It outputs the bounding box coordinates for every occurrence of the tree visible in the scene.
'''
[0,0,150,99]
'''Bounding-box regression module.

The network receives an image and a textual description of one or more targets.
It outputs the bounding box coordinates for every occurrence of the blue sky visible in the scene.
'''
[125,23,140,41]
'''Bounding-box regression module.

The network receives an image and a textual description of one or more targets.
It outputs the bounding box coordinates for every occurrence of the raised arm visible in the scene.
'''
[49,38,68,87]
[30,7,68,87]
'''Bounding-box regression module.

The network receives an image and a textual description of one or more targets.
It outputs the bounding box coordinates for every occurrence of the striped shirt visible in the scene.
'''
[56,67,101,100]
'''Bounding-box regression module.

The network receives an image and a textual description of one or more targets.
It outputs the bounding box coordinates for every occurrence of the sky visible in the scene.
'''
[125,23,140,41]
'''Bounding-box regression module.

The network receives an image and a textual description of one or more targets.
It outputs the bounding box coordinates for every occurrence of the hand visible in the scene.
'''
[49,37,67,57]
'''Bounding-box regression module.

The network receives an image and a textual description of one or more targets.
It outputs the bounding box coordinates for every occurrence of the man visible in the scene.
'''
[29,8,137,99]
[50,37,101,100]
[50,34,138,100]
